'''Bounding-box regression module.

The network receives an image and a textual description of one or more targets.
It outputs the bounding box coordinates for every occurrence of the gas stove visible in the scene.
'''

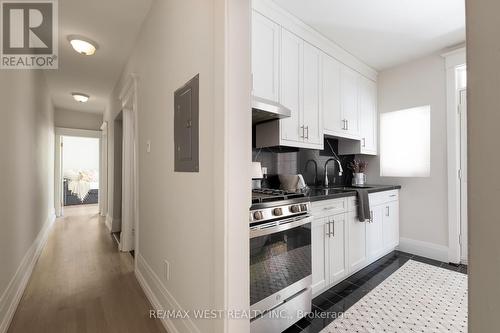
[251,188,306,204]
[250,188,311,224]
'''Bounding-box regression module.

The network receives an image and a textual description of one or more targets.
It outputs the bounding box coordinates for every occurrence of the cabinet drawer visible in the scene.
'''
[312,199,346,217]
[369,190,399,206]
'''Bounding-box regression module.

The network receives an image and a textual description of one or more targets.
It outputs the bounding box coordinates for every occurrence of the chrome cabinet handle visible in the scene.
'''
[331,220,335,237]
[362,138,366,147]
[386,206,390,216]
[300,126,304,138]
[305,126,309,140]
[346,119,349,131]
[342,119,346,130]
[327,219,331,237]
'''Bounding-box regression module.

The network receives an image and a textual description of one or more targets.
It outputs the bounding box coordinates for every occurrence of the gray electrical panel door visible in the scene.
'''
[174,74,199,172]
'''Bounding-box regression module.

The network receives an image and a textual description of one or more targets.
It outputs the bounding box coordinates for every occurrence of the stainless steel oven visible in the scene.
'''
[249,197,312,333]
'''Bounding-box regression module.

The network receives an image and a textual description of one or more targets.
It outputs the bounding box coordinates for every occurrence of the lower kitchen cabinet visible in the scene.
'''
[312,191,400,296]
[366,205,385,261]
[347,211,367,273]
[311,213,348,295]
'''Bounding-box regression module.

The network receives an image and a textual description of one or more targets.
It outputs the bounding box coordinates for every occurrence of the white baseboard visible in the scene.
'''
[397,237,449,263]
[135,254,200,333]
[0,212,56,333]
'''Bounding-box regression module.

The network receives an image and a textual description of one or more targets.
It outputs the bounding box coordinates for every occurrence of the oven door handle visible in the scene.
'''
[250,216,313,239]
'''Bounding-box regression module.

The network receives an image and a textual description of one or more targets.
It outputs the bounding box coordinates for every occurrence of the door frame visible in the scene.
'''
[54,127,102,217]
[443,47,467,264]
[100,121,108,217]
[118,73,139,258]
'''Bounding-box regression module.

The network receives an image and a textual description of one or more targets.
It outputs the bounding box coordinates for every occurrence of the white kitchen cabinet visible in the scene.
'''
[329,213,348,284]
[322,53,343,135]
[256,28,323,149]
[340,66,360,137]
[280,28,302,143]
[311,212,348,296]
[383,201,399,250]
[338,75,378,155]
[252,10,280,103]
[366,206,384,260]
[311,217,329,294]
[347,211,366,273]
[302,42,323,146]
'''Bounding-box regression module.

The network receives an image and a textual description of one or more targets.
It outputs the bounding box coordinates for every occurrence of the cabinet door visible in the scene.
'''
[340,66,360,135]
[302,42,323,146]
[358,76,377,154]
[383,201,400,249]
[348,211,366,273]
[322,53,342,134]
[312,217,329,295]
[280,28,303,142]
[329,214,348,284]
[252,11,280,102]
[366,205,384,260]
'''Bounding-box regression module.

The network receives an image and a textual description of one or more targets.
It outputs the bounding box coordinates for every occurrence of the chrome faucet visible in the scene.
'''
[324,157,344,187]
[304,159,318,186]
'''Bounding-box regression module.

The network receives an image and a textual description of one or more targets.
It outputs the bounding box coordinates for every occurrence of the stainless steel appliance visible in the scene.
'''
[252,96,291,124]
[250,189,312,333]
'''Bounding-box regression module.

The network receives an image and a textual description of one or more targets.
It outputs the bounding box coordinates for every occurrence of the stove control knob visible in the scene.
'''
[253,211,263,221]
[290,205,300,213]
[272,208,283,216]
[300,204,308,212]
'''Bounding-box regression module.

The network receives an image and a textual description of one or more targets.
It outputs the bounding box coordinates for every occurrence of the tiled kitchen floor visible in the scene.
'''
[284,251,468,333]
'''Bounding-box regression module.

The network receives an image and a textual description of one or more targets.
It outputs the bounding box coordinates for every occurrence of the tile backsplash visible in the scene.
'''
[252,138,355,187]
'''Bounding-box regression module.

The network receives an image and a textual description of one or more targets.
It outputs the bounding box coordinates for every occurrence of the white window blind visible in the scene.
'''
[380,106,431,177]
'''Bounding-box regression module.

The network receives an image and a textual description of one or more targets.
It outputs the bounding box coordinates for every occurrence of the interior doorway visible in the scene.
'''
[55,128,102,217]
[111,112,123,245]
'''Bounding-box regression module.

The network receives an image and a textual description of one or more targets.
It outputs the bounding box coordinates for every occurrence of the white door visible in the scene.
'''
[340,66,360,135]
[358,76,377,153]
[459,89,468,263]
[348,211,366,272]
[252,11,280,102]
[366,205,384,259]
[383,201,399,249]
[329,213,348,284]
[312,217,329,294]
[322,53,342,134]
[280,28,303,142]
[302,42,322,146]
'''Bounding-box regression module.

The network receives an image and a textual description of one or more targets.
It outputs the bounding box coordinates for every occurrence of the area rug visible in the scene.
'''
[321,260,468,333]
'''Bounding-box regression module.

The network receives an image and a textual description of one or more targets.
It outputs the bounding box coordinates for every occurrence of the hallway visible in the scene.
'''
[7,205,165,333]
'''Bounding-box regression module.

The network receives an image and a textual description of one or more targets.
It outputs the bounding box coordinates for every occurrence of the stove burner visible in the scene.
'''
[252,188,306,204]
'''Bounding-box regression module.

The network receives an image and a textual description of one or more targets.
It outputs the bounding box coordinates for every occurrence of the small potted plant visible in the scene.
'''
[348,160,368,186]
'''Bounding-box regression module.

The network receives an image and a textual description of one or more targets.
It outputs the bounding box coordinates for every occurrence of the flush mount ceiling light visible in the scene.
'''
[67,35,98,56]
[72,93,90,103]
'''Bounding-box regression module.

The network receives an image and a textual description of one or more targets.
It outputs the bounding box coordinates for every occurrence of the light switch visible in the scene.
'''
[146,140,151,153]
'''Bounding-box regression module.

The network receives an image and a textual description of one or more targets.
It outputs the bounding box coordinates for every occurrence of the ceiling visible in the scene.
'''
[272,0,466,70]
[45,0,152,113]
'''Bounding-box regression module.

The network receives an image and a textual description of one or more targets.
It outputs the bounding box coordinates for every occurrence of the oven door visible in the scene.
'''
[250,215,312,315]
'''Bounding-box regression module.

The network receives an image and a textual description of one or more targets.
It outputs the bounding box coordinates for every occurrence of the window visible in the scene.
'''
[380,106,431,177]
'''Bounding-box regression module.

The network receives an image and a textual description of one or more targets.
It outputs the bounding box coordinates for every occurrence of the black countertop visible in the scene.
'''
[306,184,402,203]
[250,185,401,210]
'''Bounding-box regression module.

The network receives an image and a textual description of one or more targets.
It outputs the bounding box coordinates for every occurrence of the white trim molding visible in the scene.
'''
[0,213,56,333]
[442,47,466,264]
[398,237,449,263]
[135,254,200,333]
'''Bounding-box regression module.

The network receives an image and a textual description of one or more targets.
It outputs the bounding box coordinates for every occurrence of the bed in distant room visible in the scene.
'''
[63,169,99,206]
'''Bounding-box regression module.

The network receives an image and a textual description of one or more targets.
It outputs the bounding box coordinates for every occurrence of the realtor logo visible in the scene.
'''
[1,0,58,69]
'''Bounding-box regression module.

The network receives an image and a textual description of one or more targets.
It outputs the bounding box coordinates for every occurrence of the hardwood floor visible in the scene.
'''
[7,205,166,333]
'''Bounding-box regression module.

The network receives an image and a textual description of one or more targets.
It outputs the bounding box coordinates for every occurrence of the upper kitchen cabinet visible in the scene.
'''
[338,75,378,155]
[256,29,324,149]
[252,10,280,103]
[340,66,361,137]
[322,53,343,135]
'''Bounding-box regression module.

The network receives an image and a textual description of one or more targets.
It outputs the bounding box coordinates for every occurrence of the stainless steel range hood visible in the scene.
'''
[252,96,291,124]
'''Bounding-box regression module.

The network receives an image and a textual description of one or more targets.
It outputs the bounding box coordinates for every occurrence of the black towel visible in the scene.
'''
[355,189,370,222]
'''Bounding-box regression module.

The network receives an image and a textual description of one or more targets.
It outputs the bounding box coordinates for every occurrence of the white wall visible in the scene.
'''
[103,0,251,332]
[0,70,55,330]
[364,53,449,260]
[54,108,102,131]
[466,0,500,330]
[62,136,99,173]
